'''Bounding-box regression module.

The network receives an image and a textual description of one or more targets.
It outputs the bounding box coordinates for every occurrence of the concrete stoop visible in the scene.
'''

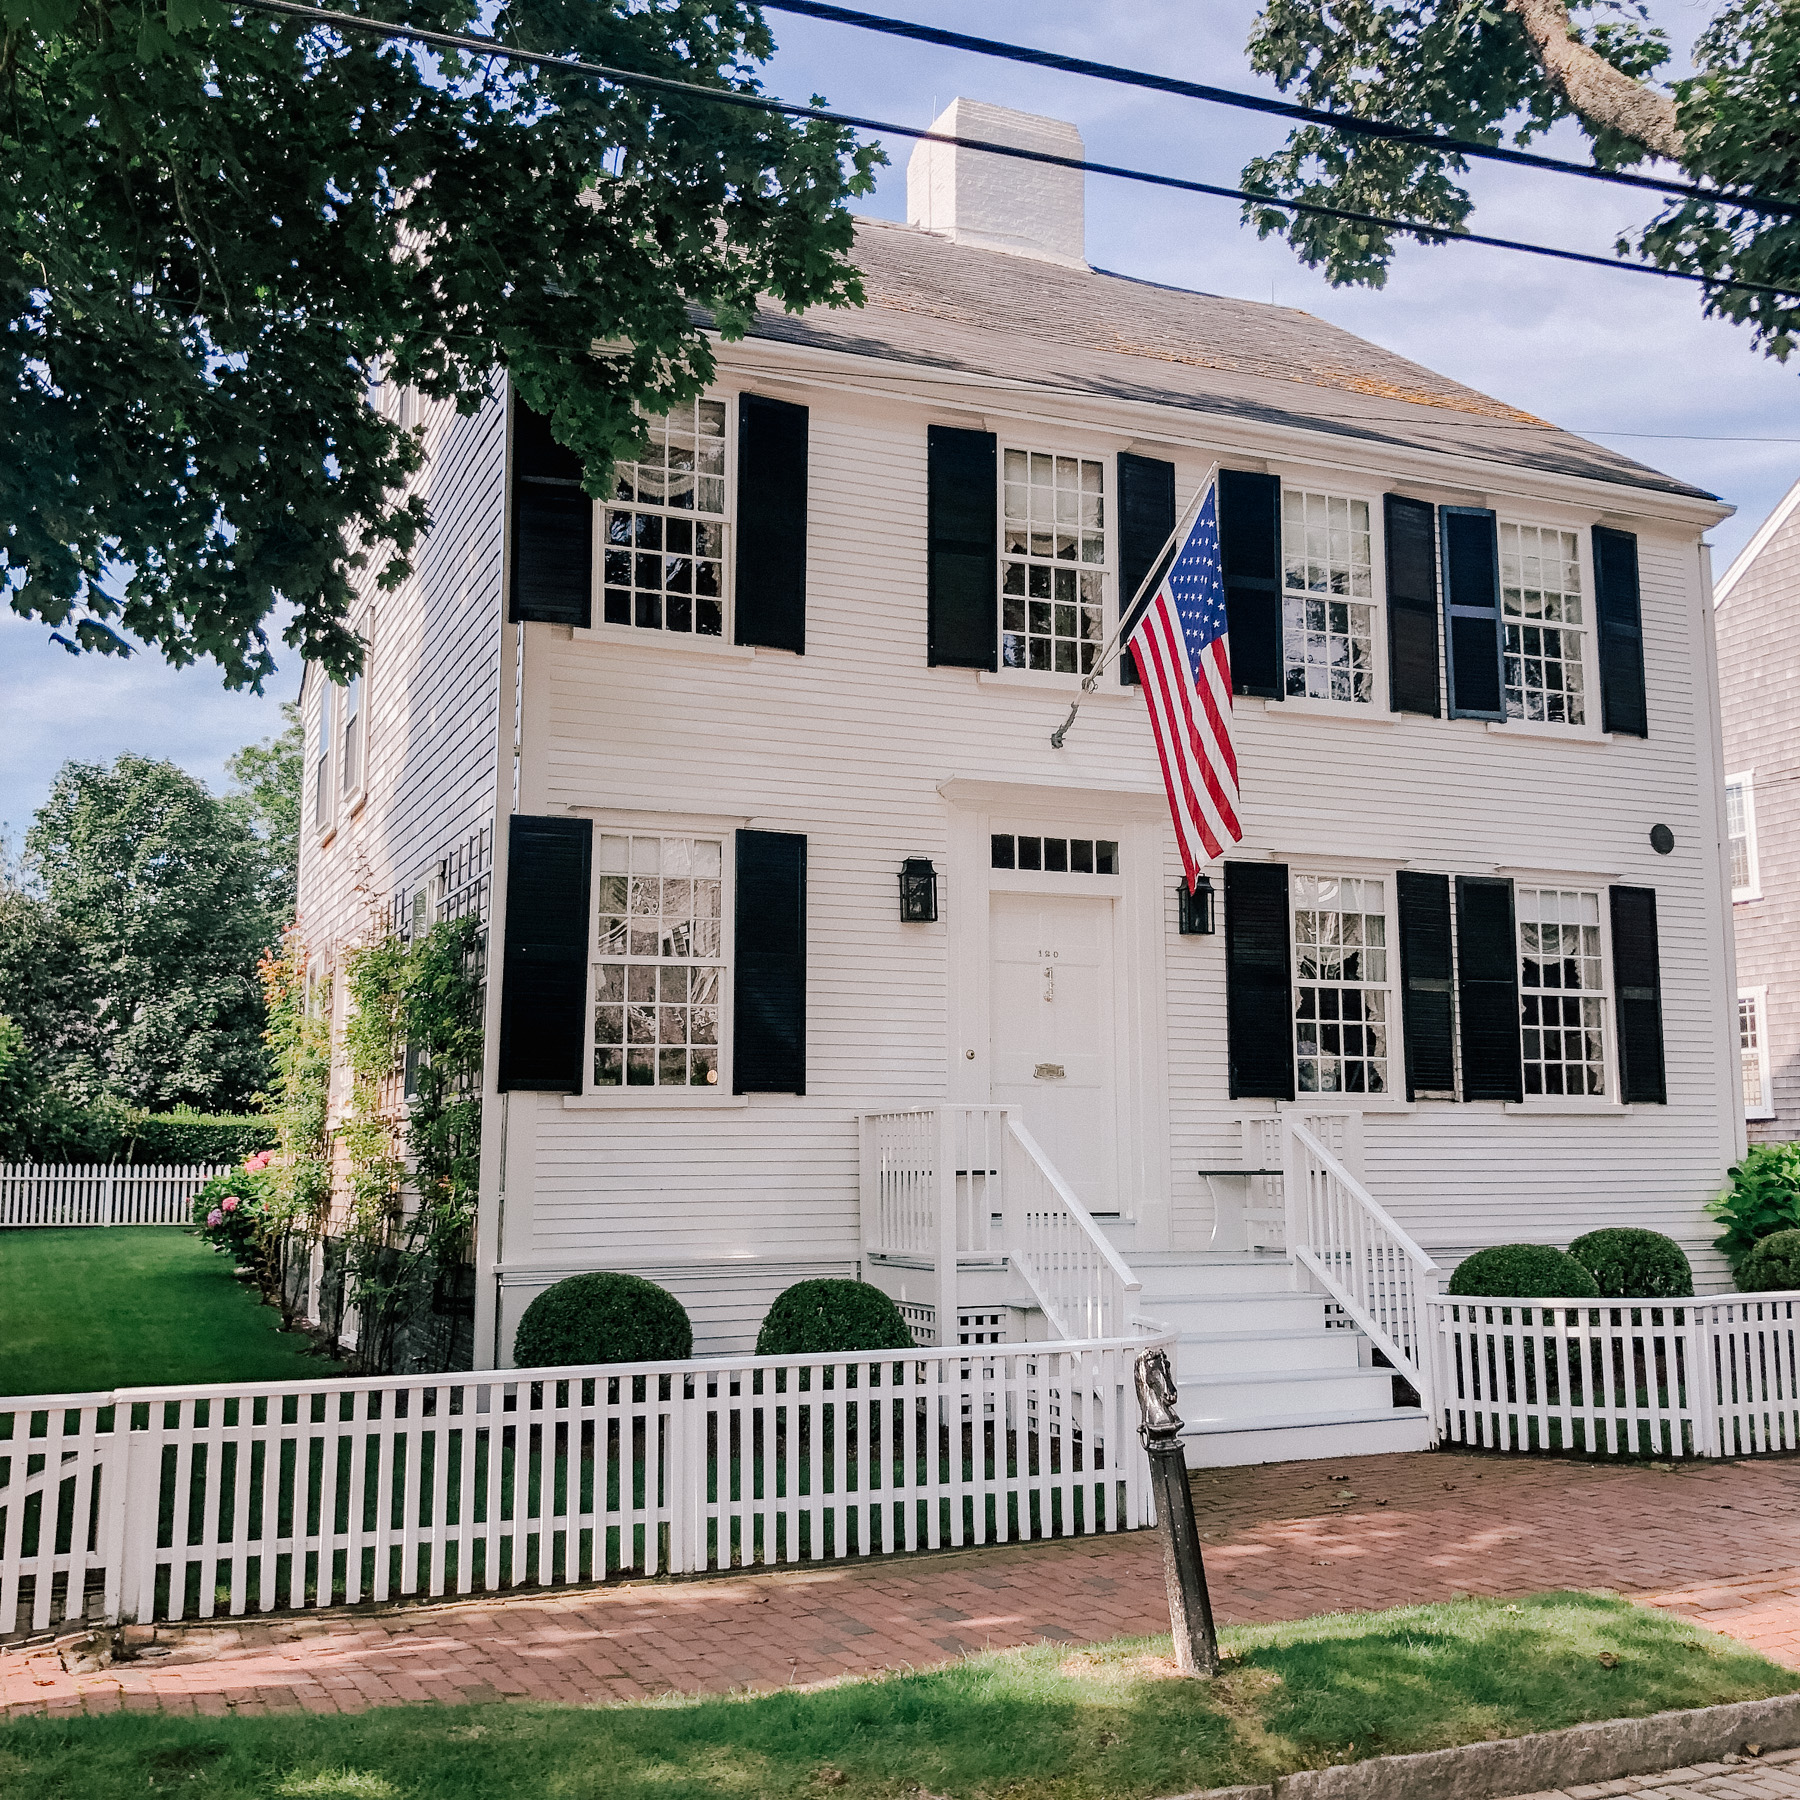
[1162,1691,1800,1800]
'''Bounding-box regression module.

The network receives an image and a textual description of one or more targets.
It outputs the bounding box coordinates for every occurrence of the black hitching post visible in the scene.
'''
[1135,1345,1221,1677]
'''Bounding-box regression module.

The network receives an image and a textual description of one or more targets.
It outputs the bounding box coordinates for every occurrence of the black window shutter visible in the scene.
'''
[734,830,807,1093]
[1454,876,1523,1101]
[1385,495,1441,716]
[927,425,997,670]
[1610,886,1666,1103]
[509,399,593,628]
[497,816,593,1092]
[1441,508,1503,720]
[1396,871,1456,1098]
[735,394,809,654]
[1219,470,1283,698]
[1117,452,1176,687]
[1594,526,1648,738]
[1225,861,1294,1100]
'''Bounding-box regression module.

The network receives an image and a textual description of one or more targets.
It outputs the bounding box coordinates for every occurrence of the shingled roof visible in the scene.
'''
[739,217,1715,505]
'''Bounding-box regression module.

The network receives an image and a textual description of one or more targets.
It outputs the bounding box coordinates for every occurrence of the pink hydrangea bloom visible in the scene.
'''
[206,1209,224,1226]
[222,1196,239,1213]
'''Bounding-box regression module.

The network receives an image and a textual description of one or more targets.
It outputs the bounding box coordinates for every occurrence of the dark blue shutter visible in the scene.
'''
[1219,470,1283,699]
[1455,876,1522,1101]
[509,400,593,628]
[1610,886,1666,1103]
[1441,508,1503,719]
[1385,495,1441,715]
[927,426,996,670]
[1396,871,1455,1098]
[1594,527,1648,738]
[497,816,593,1092]
[734,830,807,1093]
[1225,861,1294,1100]
[1117,453,1176,687]
[735,394,809,654]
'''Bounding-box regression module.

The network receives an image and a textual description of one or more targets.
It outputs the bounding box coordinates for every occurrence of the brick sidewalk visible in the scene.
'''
[1505,1745,1800,1799]
[10,1448,1800,1720]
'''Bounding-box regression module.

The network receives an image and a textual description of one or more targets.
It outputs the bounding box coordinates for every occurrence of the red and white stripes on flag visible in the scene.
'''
[1126,482,1242,885]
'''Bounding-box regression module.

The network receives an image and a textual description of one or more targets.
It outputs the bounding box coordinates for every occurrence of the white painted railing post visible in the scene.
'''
[936,1107,959,1346]
[104,1163,117,1227]
[1280,1115,1304,1288]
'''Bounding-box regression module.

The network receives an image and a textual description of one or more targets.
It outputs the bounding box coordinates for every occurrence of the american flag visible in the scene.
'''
[1127,483,1242,883]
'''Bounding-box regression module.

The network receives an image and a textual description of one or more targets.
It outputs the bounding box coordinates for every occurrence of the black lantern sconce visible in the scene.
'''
[1177,873,1216,936]
[898,858,939,922]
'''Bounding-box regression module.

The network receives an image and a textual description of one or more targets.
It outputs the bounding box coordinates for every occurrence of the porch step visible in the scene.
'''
[1182,1405,1433,1469]
[1133,1252,1298,1297]
[1172,1326,1363,1377]
[1137,1290,1332,1334]
[1178,1364,1397,1418]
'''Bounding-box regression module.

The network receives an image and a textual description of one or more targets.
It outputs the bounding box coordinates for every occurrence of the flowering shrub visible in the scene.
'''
[192,1158,279,1266]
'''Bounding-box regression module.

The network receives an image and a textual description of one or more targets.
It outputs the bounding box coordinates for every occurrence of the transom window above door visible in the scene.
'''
[1281,490,1376,704]
[1500,524,1586,724]
[1001,449,1106,675]
[604,398,728,637]
[1292,874,1390,1094]
[592,832,725,1089]
[992,834,1119,874]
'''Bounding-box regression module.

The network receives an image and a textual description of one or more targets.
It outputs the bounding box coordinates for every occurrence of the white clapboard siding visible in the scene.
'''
[0,1333,1156,1640]
[0,1164,230,1228]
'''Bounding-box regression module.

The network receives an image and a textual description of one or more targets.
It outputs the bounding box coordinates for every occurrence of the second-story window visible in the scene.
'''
[604,398,728,637]
[312,680,333,831]
[1726,774,1760,900]
[1281,490,1375,703]
[340,667,363,797]
[1501,525,1586,725]
[1001,449,1106,675]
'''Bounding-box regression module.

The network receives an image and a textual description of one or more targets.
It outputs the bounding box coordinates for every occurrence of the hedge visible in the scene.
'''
[1567,1227,1694,1299]
[756,1279,916,1356]
[513,1272,693,1368]
[3,1108,277,1165]
[1447,1244,1600,1299]
[1739,1229,1800,1294]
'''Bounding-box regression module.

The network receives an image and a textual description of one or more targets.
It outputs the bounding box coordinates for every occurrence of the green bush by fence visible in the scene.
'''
[4,1108,277,1165]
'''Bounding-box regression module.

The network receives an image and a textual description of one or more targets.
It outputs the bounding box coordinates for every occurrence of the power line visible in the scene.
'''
[228,0,1800,302]
[764,0,1800,223]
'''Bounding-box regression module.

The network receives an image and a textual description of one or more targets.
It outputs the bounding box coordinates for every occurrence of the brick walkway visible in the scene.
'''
[1506,1745,1800,1799]
[10,1448,1800,1720]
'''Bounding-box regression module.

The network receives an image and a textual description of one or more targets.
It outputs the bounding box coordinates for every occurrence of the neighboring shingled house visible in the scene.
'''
[297,97,1740,1464]
[1715,478,1800,1139]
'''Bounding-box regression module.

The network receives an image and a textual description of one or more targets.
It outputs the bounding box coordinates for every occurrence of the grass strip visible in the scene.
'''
[3,1590,1795,1799]
[0,1227,335,1396]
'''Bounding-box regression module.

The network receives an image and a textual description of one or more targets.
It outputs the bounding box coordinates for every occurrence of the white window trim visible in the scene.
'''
[339,610,371,819]
[569,815,744,1110]
[1727,770,1762,902]
[575,392,736,654]
[987,436,1116,691]
[1275,481,1391,715]
[1511,880,1621,1108]
[311,671,336,842]
[1742,985,1775,1120]
[1287,863,1403,1106]
[1486,517,1605,741]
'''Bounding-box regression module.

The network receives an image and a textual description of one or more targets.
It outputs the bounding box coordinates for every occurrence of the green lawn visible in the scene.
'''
[0,1227,337,1397]
[3,1592,1792,1799]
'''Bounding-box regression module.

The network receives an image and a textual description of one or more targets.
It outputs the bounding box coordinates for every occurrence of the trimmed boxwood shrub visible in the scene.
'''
[756,1279,915,1356]
[1568,1227,1694,1299]
[1447,1244,1600,1299]
[512,1271,692,1368]
[1739,1228,1800,1294]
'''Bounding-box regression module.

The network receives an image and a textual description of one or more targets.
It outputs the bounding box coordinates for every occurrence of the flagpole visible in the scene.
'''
[1050,462,1220,749]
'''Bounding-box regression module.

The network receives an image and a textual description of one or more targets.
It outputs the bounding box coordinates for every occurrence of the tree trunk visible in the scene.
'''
[1505,0,1684,162]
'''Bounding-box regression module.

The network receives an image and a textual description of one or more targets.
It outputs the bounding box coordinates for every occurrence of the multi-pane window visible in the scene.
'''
[1741,989,1773,1118]
[313,681,332,830]
[340,668,363,797]
[1001,450,1106,675]
[1726,775,1759,899]
[592,833,724,1089]
[1500,525,1586,724]
[1281,491,1375,703]
[1292,875,1390,1094]
[604,399,728,637]
[1517,887,1607,1097]
[991,834,1119,874]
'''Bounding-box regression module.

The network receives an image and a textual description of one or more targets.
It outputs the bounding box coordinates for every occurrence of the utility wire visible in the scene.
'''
[228,0,1800,302]
[765,0,1800,223]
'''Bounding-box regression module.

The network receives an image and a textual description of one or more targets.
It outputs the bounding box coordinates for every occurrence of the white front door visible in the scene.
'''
[989,892,1118,1214]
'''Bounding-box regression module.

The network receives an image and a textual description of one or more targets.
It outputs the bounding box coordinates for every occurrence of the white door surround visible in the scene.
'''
[939,777,1174,1242]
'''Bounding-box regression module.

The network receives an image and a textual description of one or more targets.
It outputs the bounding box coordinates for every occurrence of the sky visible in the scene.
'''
[4,0,1795,838]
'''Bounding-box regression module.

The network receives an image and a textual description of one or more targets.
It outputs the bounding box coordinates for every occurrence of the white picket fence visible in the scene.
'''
[0,1331,1163,1640]
[1432,1291,1800,1459]
[0,1163,232,1229]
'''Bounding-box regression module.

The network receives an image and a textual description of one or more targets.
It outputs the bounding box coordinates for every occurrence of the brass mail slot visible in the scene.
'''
[1033,1063,1066,1080]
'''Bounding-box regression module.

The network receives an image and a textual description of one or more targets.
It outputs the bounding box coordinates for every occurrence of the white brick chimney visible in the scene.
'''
[905,98,1086,267]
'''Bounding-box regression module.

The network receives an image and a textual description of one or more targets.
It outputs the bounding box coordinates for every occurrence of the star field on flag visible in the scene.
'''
[1126,483,1243,884]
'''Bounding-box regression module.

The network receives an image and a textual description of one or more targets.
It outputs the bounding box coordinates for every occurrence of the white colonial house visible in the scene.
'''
[297,99,1743,1465]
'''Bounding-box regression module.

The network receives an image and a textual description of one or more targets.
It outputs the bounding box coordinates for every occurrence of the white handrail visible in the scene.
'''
[1283,1117,1439,1420]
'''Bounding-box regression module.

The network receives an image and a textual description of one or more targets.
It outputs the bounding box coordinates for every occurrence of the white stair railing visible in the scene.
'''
[1282,1117,1439,1420]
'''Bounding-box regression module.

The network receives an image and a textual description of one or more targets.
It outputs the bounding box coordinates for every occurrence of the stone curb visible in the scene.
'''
[1163,1691,1800,1800]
